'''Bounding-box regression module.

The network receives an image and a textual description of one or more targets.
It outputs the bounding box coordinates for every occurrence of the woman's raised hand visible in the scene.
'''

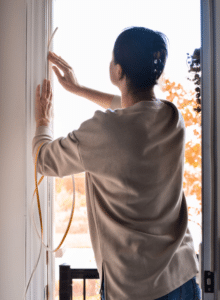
[48,51,81,94]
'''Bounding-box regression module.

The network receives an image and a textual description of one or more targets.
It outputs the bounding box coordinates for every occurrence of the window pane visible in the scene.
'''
[54,174,92,248]
[72,279,101,299]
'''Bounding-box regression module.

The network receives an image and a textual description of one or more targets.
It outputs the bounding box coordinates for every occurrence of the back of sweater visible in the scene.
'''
[32,95,199,300]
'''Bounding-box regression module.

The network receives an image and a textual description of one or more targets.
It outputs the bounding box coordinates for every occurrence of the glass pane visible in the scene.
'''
[72,279,101,299]
[54,174,92,248]
[52,0,201,298]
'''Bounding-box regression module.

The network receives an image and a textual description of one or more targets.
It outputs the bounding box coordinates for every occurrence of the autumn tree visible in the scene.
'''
[160,76,201,229]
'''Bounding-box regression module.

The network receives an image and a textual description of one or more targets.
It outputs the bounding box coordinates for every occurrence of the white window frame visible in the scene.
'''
[25,0,54,299]
[25,0,220,299]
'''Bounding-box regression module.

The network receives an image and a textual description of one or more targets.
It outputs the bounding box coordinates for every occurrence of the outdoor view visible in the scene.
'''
[51,0,201,299]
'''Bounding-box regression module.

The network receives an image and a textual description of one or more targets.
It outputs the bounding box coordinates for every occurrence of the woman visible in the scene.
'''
[34,26,201,299]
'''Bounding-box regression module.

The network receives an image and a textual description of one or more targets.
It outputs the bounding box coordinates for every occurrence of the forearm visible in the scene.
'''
[36,119,52,129]
[75,85,115,109]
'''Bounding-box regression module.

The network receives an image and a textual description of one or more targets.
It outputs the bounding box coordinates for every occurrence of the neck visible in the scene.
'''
[121,90,157,109]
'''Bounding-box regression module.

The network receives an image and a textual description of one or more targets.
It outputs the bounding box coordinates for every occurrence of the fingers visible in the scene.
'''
[47,79,51,98]
[50,56,70,73]
[49,51,71,67]
[49,88,53,101]
[41,79,52,101]
[48,51,72,72]
[36,84,41,99]
[52,66,63,80]
[47,80,53,100]
[42,79,48,99]
[36,80,53,124]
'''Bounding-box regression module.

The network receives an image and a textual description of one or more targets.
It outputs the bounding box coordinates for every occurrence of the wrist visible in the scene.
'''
[36,118,51,128]
[73,84,84,96]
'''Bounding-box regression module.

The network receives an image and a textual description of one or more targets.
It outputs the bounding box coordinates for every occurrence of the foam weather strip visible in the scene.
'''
[23,27,77,300]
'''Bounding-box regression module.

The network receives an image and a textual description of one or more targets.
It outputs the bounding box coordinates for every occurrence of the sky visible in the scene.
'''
[51,0,201,139]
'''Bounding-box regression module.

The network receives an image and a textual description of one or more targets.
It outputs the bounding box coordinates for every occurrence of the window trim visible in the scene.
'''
[201,0,220,296]
[25,0,54,299]
[201,0,215,295]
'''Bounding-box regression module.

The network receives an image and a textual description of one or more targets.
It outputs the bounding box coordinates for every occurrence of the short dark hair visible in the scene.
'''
[113,26,169,94]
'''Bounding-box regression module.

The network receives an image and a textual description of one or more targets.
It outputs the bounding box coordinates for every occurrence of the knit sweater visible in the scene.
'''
[32,95,199,300]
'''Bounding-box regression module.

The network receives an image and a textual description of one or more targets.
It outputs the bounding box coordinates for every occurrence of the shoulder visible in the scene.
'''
[160,99,185,127]
[74,109,115,137]
[160,99,179,112]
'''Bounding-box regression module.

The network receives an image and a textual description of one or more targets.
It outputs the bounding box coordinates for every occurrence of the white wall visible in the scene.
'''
[0,0,26,299]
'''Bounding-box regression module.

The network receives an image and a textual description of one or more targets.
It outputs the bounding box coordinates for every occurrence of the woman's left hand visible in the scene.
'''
[35,79,53,128]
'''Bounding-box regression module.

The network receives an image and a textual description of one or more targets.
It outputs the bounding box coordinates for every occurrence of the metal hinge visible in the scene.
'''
[46,250,48,265]
[204,271,214,293]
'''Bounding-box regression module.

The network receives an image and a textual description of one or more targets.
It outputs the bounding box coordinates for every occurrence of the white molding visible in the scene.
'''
[47,2,56,298]
[25,0,51,298]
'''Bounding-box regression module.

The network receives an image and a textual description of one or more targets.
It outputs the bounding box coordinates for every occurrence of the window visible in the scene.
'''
[25,0,218,299]
[51,0,201,298]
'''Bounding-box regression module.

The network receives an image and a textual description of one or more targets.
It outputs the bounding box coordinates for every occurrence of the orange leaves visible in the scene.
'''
[193,129,201,137]
[162,80,176,92]
[55,177,63,194]
[55,177,73,194]
[184,170,201,184]
[166,94,175,102]
[55,174,85,195]
[184,141,201,202]
[185,142,201,168]
[161,77,201,204]
[182,107,199,127]
[183,170,201,203]
[161,78,200,125]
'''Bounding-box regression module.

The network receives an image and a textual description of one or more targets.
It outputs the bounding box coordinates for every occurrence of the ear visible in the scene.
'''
[116,64,125,81]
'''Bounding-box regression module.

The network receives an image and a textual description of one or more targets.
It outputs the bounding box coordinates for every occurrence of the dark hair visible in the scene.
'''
[113,26,169,94]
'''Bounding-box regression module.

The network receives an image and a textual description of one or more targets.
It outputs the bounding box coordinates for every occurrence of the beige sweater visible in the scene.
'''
[32,95,199,300]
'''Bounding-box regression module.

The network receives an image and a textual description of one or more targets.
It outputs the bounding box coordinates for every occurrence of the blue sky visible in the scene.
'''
[52,0,201,138]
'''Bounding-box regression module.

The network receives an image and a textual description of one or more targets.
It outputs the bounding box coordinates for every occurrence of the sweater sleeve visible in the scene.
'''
[110,95,121,110]
[32,125,86,177]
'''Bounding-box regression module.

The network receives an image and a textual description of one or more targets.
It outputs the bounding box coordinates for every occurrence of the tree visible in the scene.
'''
[161,76,201,229]
[187,48,201,114]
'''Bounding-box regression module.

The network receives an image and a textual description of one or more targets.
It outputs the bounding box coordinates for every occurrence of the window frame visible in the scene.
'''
[201,0,220,297]
[25,0,220,299]
[25,0,54,299]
